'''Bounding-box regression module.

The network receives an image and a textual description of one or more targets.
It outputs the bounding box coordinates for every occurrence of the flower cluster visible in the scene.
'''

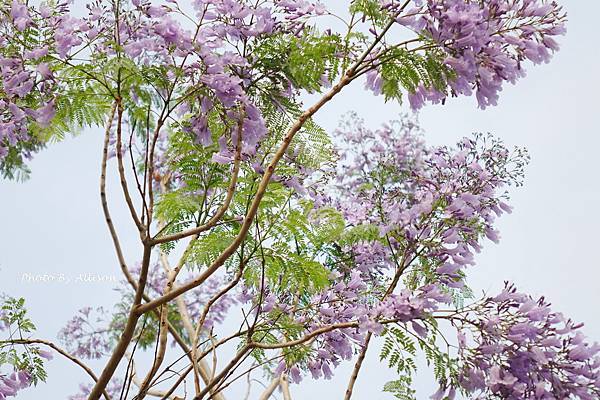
[375,0,567,109]
[0,0,333,175]
[330,114,528,289]
[0,370,31,400]
[444,283,600,399]
[0,0,568,180]
[263,114,528,382]
[295,281,452,382]
[112,0,331,161]
[186,275,238,331]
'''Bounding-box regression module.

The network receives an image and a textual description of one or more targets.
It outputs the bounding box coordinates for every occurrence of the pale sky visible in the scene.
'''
[1,1,599,399]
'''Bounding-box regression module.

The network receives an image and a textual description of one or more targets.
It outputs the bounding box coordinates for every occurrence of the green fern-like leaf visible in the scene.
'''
[379,46,454,103]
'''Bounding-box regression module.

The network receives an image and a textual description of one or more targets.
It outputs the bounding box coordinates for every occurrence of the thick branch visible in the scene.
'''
[343,333,372,400]
[257,378,280,400]
[88,244,152,400]
[100,102,129,277]
[137,237,197,398]
[280,374,292,400]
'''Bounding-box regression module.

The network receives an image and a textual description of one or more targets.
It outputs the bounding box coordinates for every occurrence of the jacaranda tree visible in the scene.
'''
[2,1,598,399]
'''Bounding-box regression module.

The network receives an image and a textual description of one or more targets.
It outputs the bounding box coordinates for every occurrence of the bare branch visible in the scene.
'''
[126,351,176,399]
[280,374,292,400]
[257,378,280,400]
[115,101,145,235]
[343,333,372,400]
[100,102,130,281]
[88,243,152,400]
[137,236,197,398]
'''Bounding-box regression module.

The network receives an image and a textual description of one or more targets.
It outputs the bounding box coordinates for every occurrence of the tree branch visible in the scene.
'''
[91,11,410,398]
[88,243,152,400]
[134,5,410,316]
[135,75,351,316]
[150,110,245,245]
[343,333,372,400]
[257,378,279,400]
[137,236,197,399]
[115,101,145,235]
[280,374,292,400]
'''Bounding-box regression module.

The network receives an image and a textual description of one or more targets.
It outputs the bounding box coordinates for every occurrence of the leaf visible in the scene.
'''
[0,296,49,385]
[379,46,454,103]
[350,0,388,27]
[187,230,236,269]
[383,377,417,400]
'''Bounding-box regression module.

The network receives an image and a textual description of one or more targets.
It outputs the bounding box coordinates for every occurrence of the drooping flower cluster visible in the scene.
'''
[440,283,600,399]
[0,0,568,179]
[290,281,453,382]
[0,0,333,176]
[0,370,31,400]
[101,0,333,163]
[373,0,567,109]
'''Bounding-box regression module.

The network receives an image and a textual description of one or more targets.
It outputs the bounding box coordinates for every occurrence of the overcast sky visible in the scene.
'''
[1,1,599,399]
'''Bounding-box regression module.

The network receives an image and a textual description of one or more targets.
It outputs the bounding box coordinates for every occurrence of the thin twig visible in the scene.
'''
[151,108,245,245]
[115,101,145,234]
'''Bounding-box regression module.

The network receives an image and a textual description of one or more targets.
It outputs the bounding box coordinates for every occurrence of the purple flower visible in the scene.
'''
[411,321,428,338]
[10,1,31,31]
[187,115,212,147]
[35,102,56,128]
[364,70,383,95]
[155,18,182,44]
[36,63,53,80]
[24,47,49,60]
[37,349,53,360]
